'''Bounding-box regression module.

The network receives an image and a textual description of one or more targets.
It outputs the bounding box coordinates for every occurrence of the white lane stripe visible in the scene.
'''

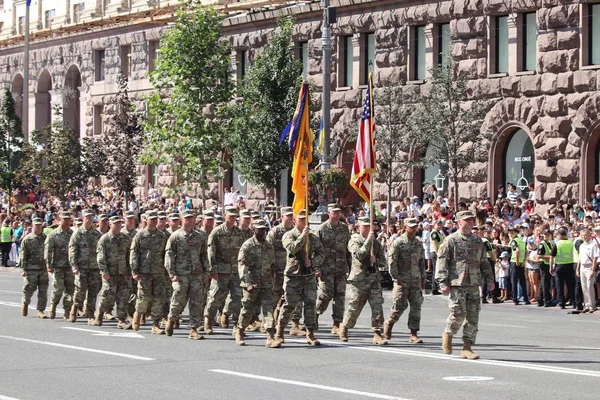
[0,335,154,361]
[479,322,526,329]
[569,346,600,350]
[281,338,600,378]
[0,290,21,294]
[0,395,21,400]
[210,369,411,400]
[0,301,63,314]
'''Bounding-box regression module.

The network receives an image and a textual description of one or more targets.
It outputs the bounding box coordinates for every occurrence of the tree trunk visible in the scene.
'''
[200,173,206,209]
[386,182,392,232]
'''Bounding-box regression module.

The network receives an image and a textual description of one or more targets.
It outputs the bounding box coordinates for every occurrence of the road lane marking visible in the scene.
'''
[569,346,600,350]
[0,335,154,361]
[0,395,21,400]
[210,369,411,400]
[0,290,21,294]
[0,301,63,314]
[479,322,526,329]
[62,327,145,339]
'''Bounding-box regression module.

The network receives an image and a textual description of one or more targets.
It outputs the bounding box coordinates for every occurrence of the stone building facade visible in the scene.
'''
[1,0,600,208]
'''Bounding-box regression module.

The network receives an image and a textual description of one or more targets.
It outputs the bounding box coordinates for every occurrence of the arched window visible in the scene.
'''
[504,129,534,197]
[423,144,448,195]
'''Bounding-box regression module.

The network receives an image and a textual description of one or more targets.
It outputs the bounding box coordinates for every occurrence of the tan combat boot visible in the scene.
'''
[174,319,181,329]
[331,321,340,335]
[338,324,349,342]
[442,332,453,355]
[63,307,71,322]
[289,320,303,336]
[69,307,77,323]
[306,329,321,346]
[315,314,319,331]
[235,327,246,346]
[151,320,165,335]
[166,320,175,336]
[49,304,57,320]
[383,320,394,340]
[37,311,48,319]
[265,329,281,348]
[204,317,214,335]
[132,312,141,331]
[409,329,423,344]
[117,319,132,330]
[105,312,115,321]
[372,330,388,345]
[220,313,229,329]
[21,304,28,317]
[90,311,103,327]
[275,323,285,344]
[461,340,480,360]
[189,328,204,340]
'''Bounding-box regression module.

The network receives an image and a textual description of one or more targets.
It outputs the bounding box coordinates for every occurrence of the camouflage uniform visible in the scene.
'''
[97,231,132,320]
[435,230,494,344]
[276,227,325,329]
[165,228,209,329]
[130,227,168,320]
[342,232,385,330]
[69,226,102,316]
[44,226,74,312]
[204,223,244,320]
[223,226,254,318]
[266,222,293,312]
[162,228,174,319]
[20,231,48,311]
[237,235,275,329]
[387,232,426,330]
[315,219,351,323]
[122,227,138,317]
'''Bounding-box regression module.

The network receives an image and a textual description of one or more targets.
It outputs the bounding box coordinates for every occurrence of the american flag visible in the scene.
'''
[350,73,376,204]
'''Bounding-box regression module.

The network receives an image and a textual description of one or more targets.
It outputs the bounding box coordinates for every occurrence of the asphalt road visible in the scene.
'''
[0,267,599,400]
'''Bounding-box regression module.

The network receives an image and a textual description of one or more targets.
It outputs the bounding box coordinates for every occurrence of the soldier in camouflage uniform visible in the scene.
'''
[97,214,109,234]
[20,218,49,319]
[165,210,209,340]
[157,211,168,233]
[235,219,279,347]
[383,218,426,344]
[435,210,495,360]
[167,213,180,235]
[44,211,74,320]
[315,203,351,334]
[276,211,325,346]
[204,206,244,333]
[200,210,215,235]
[93,216,132,329]
[69,209,102,323]
[122,211,138,318]
[339,217,387,345]
[130,211,168,334]
[159,211,174,327]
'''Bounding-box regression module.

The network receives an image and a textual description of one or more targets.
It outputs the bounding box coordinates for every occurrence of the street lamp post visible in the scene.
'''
[320,0,332,171]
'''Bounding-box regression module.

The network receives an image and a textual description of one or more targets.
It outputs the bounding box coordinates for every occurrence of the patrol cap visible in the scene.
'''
[202,210,215,220]
[404,218,418,227]
[357,216,371,226]
[109,216,123,223]
[146,211,158,220]
[252,219,268,229]
[250,211,260,218]
[181,209,196,218]
[98,214,109,221]
[168,213,180,220]
[455,210,475,220]
[295,210,307,219]
[215,215,225,223]
[60,211,72,219]
[281,206,294,216]
[328,203,342,212]
[500,251,509,259]
[83,209,95,217]
[239,210,251,218]
[125,211,135,218]
[74,218,83,224]
[32,217,43,225]
[225,206,238,216]
[157,211,168,219]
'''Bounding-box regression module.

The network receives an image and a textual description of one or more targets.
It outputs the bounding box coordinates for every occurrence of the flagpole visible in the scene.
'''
[23,1,30,139]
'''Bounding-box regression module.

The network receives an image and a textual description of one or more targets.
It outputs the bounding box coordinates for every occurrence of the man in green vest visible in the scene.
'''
[550,228,575,309]
[1,219,13,268]
[537,229,554,307]
[509,226,530,305]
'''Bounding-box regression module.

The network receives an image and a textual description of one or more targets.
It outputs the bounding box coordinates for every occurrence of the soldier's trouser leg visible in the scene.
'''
[163,272,173,319]
[136,274,165,319]
[302,277,318,330]
[86,270,101,315]
[368,279,385,331]
[316,274,334,317]
[260,288,274,330]
[238,288,260,329]
[430,254,438,291]
[50,269,65,307]
[128,279,138,316]
[51,269,75,311]
[331,274,347,322]
[169,276,190,322]
[462,286,481,343]
[200,279,209,322]
[407,287,424,331]
[272,273,284,313]
[224,275,242,319]
[114,276,131,321]
[150,274,166,320]
[291,302,303,321]
[187,276,204,329]
[388,282,409,324]
[22,270,49,311]
[73,270,90,312]
[446,286,480,343]
[342,281,368,329]
[98,277,117,313]
[277,277,302,327]
[205,274,232,319]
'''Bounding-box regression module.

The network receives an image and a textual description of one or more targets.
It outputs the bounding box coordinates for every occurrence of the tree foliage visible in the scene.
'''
[140,2,233,204]
[228,16,303,189]
[0,87,24,208]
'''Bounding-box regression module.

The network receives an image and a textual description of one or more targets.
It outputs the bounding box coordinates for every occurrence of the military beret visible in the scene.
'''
[328,203,342,212]
[83,209,95,217]
[281,206,294,216]
[146,211,158,219]
[239,210,252,218]
[455,210,475,220]
[168,213,180,220]
[225,206,238,216]
[252,219,268,229]
[181,209,196,218]
[60,211,72,219]
[202,210,215,220]
[109,216,123,223]
[404,217,419,227]
[98,214,109,221]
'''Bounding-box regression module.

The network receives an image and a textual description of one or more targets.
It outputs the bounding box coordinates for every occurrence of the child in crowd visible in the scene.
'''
[497,251,510,301]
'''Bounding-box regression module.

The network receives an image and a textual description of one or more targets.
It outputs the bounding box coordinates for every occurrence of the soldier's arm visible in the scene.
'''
[345,230,353,269]
[237,244,250,286]
[310,235,325,268]
[18,238,27,271]
[207,231,217,273]
[352,236,372,264]
[435,240,451,289]
[129,233,141,275]
[479,242,494,285]
[68,232,79,273]
[283,231,308,257]
[164,235,176,277]
[96,237,108,275]
[44,234,54,270]
[419,247,426,286]
[201,234,210,275]
[266,228,275,245]
[387,240,400,280]
[376,241,386,269]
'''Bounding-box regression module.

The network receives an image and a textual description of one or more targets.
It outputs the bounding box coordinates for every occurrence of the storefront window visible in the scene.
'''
[504,129,534,197]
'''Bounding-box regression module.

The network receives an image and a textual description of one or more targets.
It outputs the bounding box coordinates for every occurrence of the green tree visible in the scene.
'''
[0,87,24,211]
[228,16,302,194]
[411,59,491,209]
[140,2,233,206]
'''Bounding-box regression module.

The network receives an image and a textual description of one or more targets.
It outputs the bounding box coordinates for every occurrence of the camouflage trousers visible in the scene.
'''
[50,268,75,310]
[98,275,132,320]
[388,282,424,331]
[163,272,172,320]
[22,269,49,311]
[73,269,101,315]
[168,274,206,329]
[445,286,481,344]
[135,273,166,321]
[342,276,384,330]
[316,273,347,322]
[277,275,317,329]
[205,273,241,319]
[274,272,302,321]
[238,286,274,330]
[128,279,137,317]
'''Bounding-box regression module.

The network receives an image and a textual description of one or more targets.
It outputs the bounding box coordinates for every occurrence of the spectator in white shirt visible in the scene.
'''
[577,229,598,313]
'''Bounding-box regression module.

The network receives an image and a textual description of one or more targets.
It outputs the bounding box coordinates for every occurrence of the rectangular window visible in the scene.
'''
[299,42,309,80]
[121,45,131,77]
[438,23,450,67]
[238,50,249,80]
[73,3,84,24]
[344,36,354,87]
[414,26,426,80]
[590,4,600,65]
[93,105,103,135]
[95,49,105,81]
[148,40,159,72]
[18,16,24,35]
[495,16,509,73]
[45,9,55,29]
[363,33,376,84]
[522,12,537,71]
[149,165,159,188]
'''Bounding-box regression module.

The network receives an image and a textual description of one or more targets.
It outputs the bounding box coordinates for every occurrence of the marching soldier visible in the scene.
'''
[239,210,254,241]
[97,214,109,234]
[268,207,295,324]
[275,211,325,346]
[122,211,138,318]
[435,210,495,360]
[167,213,181,235]
[339,217,387,345]
[200,210,215,235]
[235,219,279,347]
[384,218,426,343]
[165,210,210,340]
[20,218,48,319]
[45,211,74,320]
